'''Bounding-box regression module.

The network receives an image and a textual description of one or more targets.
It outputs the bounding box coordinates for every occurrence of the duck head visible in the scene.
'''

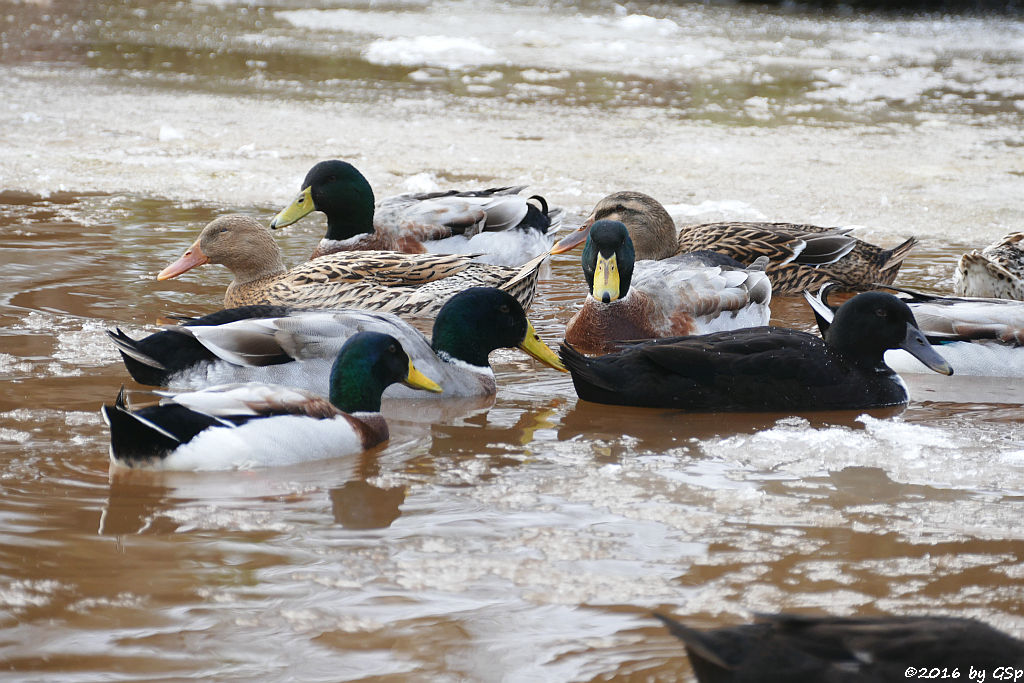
[329,331,442,413]
[826,291,953,376]
[431,287,566,371]
[551,191,676,260]
[582,219,635,304]
[157,215,285,284]
[271,160,376,239]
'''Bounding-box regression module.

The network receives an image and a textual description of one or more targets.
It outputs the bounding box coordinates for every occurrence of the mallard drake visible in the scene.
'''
[953,231,1024,299]
[806,284,1024,376]
[108,287,566,396]
[157,215,546,316]
[551,191,918,295]
[654,612,1024,683]
[563,219,772,355]
[270,160,563,266]
[101,331,442,470]
[559,291,952,411]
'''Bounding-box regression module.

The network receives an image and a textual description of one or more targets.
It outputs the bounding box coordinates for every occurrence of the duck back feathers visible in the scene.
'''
[676,221,918,294]
[954,231,1024,299]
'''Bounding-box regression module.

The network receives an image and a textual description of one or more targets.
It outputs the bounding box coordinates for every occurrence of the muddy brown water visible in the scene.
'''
[2,191,1023,681]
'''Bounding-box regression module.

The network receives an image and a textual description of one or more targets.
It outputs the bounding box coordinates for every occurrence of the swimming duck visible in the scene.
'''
[806,284,1024,377]
[101,331,442,471]
[157,214,546,317]
[559,291,952,411]
[270,160,563,266]
[108,287,566,396]
[654,612,1024,683]
[551,191,918,295]
[953,231,1024,299]
[563,219,772,355]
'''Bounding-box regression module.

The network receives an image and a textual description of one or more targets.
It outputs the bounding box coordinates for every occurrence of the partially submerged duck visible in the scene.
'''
[108,287,566,396]
[551,191,917,295]
[953,231,1024,300]
[806,284,1024,376]
[563,219,772,355]
[157,214,546,316]
[101,331,442,471]
[270,159,562,266]
[654,612,1024,683]
[559,291,952,411]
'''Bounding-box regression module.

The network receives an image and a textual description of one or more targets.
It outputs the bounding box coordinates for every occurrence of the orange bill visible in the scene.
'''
[157,239,208,280]
[549,217,594,255]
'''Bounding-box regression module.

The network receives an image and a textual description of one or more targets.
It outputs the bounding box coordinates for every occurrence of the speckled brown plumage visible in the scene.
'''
[556,192,918,295]
[676,221,918,295]
[309,231,434,259]
[954,231,1024,300]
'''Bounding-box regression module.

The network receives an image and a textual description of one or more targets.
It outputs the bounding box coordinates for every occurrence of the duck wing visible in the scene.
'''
[164,383,342,419]
[878,284,1024,343]
[285,250,479,287]
[107,305,297,386]
[560,329,833,410]
[677,222,917,294]
[378,186,559,238]
[676,222,857,267]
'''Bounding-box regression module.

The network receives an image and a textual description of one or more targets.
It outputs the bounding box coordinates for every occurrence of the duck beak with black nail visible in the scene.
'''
[901,324,954,376]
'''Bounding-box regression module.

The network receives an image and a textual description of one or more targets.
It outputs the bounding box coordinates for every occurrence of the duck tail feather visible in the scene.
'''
[802,285,837,334]
[877,236,919,283]
[107,328,168,370]
[102,390,182,466]
[652,613,732,671]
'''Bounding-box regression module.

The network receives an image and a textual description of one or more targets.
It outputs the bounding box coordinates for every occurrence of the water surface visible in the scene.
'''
[2,1,1024,681]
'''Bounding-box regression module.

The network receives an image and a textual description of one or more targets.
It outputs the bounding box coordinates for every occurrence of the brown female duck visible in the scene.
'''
[552,191,918,295]
[954,231,1024,299]
[157,215,546,317]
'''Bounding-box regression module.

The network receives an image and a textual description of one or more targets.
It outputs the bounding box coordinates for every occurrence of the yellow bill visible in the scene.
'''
[270,186,315,229]
[404,359,443,393]
[592,252,621,302]
[518,320,567,372]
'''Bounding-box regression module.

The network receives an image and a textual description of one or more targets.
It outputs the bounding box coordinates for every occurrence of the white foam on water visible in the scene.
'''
[364,36,500,69]
[701,415,1024,494]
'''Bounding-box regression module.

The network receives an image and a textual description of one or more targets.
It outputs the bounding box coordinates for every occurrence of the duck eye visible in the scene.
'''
[875,308,887,318]
[388,344,397,354]
[499,304,510,313]
[326,175,337,184]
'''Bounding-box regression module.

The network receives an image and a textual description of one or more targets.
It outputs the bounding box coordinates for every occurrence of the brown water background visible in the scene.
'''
[2,1,1024,681]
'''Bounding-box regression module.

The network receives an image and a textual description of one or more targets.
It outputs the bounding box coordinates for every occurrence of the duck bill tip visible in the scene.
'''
[271,187,314,230]
[519,321,568,372]
[404,361,443,393]
[157,241,208,280]
[902,324,954,376]
[550,224,592,255]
